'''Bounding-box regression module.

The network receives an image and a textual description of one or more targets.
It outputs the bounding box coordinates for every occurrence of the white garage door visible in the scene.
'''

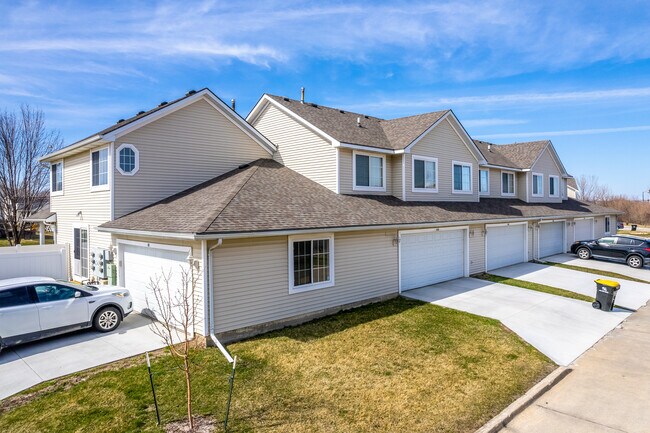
[574,219,594,241]
[120,243,191,319]
[539,222,565,258]
[486,224,527,271]
[400,229,466,291]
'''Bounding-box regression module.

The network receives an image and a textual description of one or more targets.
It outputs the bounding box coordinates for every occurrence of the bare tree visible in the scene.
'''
[0,105,61,245]
[147,262,200,430]
[576,174,611,203]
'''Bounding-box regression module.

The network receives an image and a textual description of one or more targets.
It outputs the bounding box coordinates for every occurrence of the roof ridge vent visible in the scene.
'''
[339,110,345,114]
[137,110,145,116]
[310,103,318,108]
[116,119,125,124]
[159,101,168,107]
[238,163,250,169]
[186,90,196,96]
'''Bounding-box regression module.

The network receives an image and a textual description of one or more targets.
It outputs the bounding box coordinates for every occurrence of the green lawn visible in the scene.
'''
[539,261,649,284]
[0,298,555,433]
[474,273,594,302]
[617,230,650,238]
[0,235,54,247]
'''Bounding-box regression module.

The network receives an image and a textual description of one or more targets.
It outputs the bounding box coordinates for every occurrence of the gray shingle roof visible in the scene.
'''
[474,139,550,169]
[100,159,620,235]
[265,95,448,151]
[567,177,578,190]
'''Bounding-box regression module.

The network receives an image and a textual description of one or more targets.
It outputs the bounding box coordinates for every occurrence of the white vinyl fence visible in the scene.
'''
[0,244,68,280]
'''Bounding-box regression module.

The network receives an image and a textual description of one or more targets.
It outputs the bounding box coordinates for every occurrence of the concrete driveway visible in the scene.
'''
[491,262,650,310]
[0,314,165,400]
[402,278,630,366]
[544,253,650,283]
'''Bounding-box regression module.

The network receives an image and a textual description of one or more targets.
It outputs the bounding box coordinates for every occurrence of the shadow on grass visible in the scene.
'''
[252,297,426,343]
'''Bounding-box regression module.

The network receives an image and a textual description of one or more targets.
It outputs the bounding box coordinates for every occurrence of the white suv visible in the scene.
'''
[0,277,133,350]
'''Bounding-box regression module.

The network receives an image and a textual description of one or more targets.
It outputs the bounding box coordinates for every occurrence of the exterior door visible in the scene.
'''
[73,227,89,279]
[33,283,89,331]
[0,286,40,341]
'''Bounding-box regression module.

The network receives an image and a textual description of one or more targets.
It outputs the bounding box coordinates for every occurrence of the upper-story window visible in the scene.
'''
[353,151,385,191]
[501,171,515,196]
[532,173,544,197]
[549,175,559,198]
[116,143,140,176]
[479,169,489,195]
[412,155,438,192]
[91,147,109,190]
[452,161,472,194]
[50,161,63,195]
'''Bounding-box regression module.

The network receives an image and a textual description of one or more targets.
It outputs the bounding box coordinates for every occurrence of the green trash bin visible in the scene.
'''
[593,279,620,311]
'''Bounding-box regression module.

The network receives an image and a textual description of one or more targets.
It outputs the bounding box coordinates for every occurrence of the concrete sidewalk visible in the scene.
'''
[545,253,650,283]
[501,304,650,433]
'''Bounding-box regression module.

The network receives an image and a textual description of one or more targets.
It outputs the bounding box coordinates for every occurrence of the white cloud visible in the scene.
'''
[478,125,650,139]
[461,118,528,127]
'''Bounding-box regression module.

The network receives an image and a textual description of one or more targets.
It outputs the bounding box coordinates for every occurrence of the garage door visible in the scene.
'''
[539,222,565,258]
[120,243,191,319]
[574,219,594,241]
[400,229,466,291]
[486,224,527,271]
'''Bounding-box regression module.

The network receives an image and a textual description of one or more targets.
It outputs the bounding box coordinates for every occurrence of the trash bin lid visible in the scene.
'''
[595,278,620,289]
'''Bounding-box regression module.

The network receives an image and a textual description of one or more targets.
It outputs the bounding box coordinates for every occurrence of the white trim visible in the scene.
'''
[115,143,140,176]
[109,142,115,220]
[401,154,406,200]
[479,168,490,195]
[49,160,64,196]
[338,142,395,154]
[411,155,439,193]
[89,146,110,192]
[287,233,335,294]
[335,147,340,194]
[352,150,387,192]
[485,221,529,269]
[480,163,527,172]
[501,170,516,197]
[451,160,473,194]
[532,172,544,197]
[98,227,196,239]
[40,135,105,162]
[549,175,560,198]
[605,216,611,235]
[525,172,530,202]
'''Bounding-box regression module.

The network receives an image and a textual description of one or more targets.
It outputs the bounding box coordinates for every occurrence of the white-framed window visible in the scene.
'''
[50,160,63,195]
[288,234,335,293]
[532,173,544,197]
[452,161,472,194]
[353,151,386,191]
[411,155,438,192]
[605,216,611,234]
[90,147,109,191]
[479,169,489,195]
[549,175,559,198]
[501,171,515,196]
[116,143,139,176]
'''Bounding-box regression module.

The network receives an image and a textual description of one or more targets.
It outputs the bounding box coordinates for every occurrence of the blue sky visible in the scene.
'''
[1,0,649,196]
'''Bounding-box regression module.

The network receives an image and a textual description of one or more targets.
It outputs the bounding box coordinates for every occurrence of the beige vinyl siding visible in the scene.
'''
[339,148,393,195]
[517,172,527,201]
[391,154,403,199]
[528,222,535,260]
[113,99,271,218]
[566,220,575,251]
[594,216,607,238]
[111,235,205,335]
[528,148,563,203]
[469,224,486,274]
[212,230,398,333]
[253,103,337,192]
[488,169,502,197]
[405,119,479,202]
[50,149,112,280]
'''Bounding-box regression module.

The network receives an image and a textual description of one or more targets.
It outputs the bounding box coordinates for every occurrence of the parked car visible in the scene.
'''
[571,235,650,268]
[617,222,625,230]
[0,277,133,351]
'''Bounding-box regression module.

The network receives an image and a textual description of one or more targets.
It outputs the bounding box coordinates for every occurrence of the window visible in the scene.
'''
[615,237,632,246]
[0,287,32,309]
[412,156,437,192]
[605,216,611,234]
[91,148,109,189]
[549,175,559,197]
[289,235,334,292]
[501,171,515,196]
[532,173,543,197]
[34,284,78,303]
[116,143,139,175]
[452,162,472,193]
[479,169,489,194]
[597,237,616,245]
[50,161,63,194]
[353,151,385,191]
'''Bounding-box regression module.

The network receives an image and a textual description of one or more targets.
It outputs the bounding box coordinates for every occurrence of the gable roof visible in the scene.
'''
[474,139,553,170]
[100,159,620,237]
[41,88,276,162]
[567,177,578,190]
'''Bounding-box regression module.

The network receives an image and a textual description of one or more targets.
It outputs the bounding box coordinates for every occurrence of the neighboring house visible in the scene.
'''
[41,89,620,341]
[567,177,579,199]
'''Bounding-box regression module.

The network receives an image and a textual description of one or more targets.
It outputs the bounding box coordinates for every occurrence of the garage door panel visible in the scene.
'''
[539,222,565,258]
[401,229,465,291]
[486,224,526,271]
[575,219,594,241]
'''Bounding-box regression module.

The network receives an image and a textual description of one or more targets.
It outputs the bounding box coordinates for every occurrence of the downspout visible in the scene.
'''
[203,238,234,363]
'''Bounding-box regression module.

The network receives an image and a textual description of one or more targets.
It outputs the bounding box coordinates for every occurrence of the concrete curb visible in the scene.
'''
[475,366,572,433]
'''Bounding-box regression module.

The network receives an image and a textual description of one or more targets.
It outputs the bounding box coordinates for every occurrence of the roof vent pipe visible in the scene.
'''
[300,87,305,104]
[488,144,491,151]
[357,117,361,127]
[231,98,236,111]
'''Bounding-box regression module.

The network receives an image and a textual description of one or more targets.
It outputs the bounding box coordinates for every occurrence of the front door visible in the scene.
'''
[73,227,89,279]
